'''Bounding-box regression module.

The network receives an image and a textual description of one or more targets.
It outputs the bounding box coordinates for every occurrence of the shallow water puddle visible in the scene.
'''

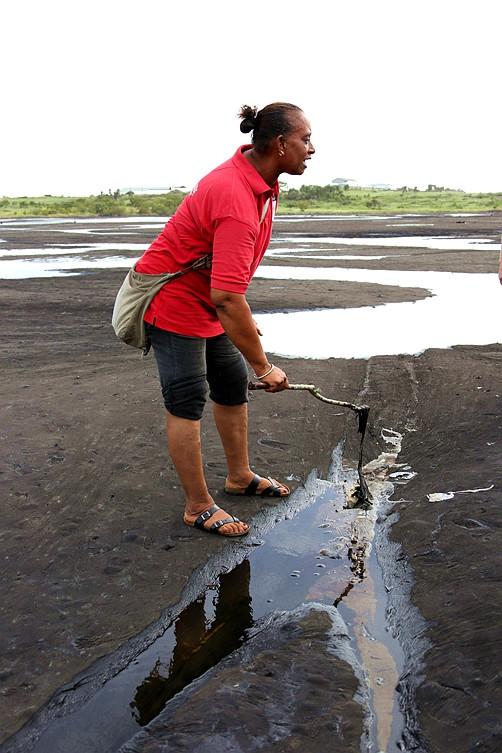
[0,256,136,278]
[253,266,501,358]
[272,235,497,251]
[268,249,391,260]
[25,442,407,753]
[0,216,170,227]
[3,259,500,364]
[273,213,474,223]
[0,244,147,258]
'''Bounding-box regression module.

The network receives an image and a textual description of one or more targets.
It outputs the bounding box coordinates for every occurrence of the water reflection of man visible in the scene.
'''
[131,559,252,726]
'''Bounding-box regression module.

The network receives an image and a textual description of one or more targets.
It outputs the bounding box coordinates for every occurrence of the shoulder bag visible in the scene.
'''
[111,253,212,354]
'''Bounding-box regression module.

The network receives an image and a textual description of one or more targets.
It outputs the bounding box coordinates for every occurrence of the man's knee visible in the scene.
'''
[206,336,249,406]
[209,373,249,406]
[162,374,207,420]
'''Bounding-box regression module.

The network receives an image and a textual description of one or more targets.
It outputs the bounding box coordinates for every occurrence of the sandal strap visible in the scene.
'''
[243,474,261,495]
[209,515,240,532]
[225,474,289,498]
[192,504,221,531]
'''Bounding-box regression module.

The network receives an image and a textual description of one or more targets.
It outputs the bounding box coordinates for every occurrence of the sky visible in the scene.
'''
[1,0,501,196]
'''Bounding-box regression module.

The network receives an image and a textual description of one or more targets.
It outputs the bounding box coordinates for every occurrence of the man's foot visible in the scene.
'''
[224,473,290,498]
[183,504,249,537]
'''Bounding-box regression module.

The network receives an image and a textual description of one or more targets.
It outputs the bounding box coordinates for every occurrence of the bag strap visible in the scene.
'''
[260,197,271,224]
[187,253,212,271]
[154,252,211,284]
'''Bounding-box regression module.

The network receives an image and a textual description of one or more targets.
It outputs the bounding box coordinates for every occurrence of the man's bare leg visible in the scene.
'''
[165,412,249,535]
[212,402,289,495]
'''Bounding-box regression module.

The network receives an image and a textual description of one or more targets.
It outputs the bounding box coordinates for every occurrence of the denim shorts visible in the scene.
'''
[146,324,249,420]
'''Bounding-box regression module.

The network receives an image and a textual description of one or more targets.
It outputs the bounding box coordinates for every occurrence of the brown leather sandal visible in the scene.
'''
[184,504,249,537]
[224,474,290,498]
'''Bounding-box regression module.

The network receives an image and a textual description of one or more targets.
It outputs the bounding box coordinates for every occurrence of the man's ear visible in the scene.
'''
[276,134,286,157]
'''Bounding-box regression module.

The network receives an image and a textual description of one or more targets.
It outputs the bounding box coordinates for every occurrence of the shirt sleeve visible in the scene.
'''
[210,217,257,294]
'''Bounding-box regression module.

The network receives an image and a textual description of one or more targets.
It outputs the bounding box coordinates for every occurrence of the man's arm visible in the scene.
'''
[211,288,288,392]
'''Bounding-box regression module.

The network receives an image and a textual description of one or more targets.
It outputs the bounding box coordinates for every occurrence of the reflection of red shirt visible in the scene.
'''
[136,145,278,337]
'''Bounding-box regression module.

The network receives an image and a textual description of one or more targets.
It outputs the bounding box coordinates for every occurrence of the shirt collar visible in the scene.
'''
[232,145,277,196]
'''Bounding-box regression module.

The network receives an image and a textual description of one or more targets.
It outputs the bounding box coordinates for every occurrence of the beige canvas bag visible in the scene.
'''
[111,253,212,354]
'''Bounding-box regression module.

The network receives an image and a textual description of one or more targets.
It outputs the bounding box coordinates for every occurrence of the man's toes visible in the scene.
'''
[273,480,289,496]
[258,477,289,496]
[228,521,247,534]
[229,521,248,535]
[216,515,249,536]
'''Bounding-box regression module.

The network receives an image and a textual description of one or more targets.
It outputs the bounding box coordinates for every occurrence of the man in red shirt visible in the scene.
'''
[136,102,315,537]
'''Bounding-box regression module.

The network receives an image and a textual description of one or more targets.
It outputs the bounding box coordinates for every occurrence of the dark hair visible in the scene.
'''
[238,102,303,153]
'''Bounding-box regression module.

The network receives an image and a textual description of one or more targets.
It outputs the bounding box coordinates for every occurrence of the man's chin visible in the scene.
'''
[286,165,306,176]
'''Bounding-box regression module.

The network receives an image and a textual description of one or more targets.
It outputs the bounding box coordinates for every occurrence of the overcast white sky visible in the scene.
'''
[2,0,501,196]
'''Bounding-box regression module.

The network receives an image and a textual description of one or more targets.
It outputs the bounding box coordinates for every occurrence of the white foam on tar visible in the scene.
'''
[427,484,495,502]
[426,493,455,502]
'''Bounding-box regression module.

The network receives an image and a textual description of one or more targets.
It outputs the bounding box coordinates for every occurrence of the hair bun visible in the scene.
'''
[238,104,258,133]
[239,117,256,134]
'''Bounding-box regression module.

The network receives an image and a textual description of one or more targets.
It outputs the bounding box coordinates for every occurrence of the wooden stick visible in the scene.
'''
[248,381,369,413]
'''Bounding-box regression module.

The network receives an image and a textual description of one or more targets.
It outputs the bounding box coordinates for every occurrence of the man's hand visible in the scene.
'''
[260,365,289,393]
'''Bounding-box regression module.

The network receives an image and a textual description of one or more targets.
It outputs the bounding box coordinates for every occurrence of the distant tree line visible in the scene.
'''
[281,184,350,202]
[1,185,500,218]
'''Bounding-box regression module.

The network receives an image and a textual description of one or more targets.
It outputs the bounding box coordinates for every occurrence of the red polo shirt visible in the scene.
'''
[136,145,278,337]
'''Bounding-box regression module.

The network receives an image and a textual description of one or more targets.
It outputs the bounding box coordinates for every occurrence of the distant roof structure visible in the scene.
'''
[331,177,358,186]
[120,186,187,195]
[365,183,393,190]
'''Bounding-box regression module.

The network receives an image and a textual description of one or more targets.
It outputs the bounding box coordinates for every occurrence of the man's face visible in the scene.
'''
[281,114,315,175]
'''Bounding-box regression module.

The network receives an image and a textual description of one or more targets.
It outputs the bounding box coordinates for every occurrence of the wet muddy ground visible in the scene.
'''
[0,212,501,752]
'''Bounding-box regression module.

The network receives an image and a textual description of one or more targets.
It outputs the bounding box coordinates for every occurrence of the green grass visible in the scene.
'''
[278,186,502,214]
[0,191,186,219]
[0,187,501,219]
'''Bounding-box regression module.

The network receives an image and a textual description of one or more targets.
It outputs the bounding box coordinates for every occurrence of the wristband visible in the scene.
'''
[254,364,275,380]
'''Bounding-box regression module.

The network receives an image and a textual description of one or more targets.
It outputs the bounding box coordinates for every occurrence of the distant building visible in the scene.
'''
[120,186,187,195]
[331,177,358,187]
[330,178,393,190]
[363,183,393,190]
